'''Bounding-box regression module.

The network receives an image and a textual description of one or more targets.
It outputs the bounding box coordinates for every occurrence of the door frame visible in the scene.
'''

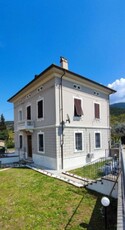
[27,134,32,158]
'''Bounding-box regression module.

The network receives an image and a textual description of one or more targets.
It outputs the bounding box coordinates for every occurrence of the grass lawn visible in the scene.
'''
[0,168,117,230]
[69,160,110,180]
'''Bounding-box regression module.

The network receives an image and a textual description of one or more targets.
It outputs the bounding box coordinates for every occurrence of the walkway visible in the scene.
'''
[26,164,94,188]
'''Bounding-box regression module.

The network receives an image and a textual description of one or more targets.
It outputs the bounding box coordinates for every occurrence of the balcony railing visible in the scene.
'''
[17,120,34,131]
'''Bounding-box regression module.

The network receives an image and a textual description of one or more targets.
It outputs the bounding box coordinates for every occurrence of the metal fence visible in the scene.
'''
[81,154,119,181]
[117,146,125,229]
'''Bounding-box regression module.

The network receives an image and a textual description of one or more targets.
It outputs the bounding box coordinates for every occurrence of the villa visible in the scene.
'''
[8,57,115,170]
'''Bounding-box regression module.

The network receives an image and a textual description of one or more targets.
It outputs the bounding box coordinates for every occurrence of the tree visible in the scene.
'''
[0,114,6,131]
[111,122,125,144]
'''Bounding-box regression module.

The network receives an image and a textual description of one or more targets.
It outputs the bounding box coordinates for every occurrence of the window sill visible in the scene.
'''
[37,118,44,121]
[95,118,100,121]
[73,116,83,121]
[74,150,84,153]
[37,151,45,154]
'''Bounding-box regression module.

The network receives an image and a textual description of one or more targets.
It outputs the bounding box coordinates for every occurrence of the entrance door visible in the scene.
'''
[27,135,32,158]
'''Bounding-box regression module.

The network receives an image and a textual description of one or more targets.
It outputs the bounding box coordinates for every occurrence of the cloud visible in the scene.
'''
[108,78,125,104]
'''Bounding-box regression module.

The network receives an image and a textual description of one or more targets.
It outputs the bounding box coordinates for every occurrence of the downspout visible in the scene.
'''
[60,71,65,169]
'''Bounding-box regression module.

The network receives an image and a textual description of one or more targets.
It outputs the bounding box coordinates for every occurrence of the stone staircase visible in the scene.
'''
[62,171,95,187]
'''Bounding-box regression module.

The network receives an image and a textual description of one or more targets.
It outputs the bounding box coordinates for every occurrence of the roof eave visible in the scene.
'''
[8,64,116,102]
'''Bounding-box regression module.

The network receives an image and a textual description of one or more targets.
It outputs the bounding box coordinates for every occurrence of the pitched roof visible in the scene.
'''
[8,64,116,102]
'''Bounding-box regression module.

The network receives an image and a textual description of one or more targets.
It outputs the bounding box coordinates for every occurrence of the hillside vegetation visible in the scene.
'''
[0,114,14,148]
[110,103,125,125]
[110,103,125,143]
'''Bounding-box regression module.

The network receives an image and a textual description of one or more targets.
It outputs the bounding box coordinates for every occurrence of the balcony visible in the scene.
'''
[17,120,34,132]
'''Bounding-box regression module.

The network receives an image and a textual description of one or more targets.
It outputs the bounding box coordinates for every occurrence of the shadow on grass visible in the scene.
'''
[64,194,84,229]
[65,189,117,230]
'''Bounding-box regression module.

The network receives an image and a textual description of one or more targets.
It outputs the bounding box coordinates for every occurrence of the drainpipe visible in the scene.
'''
[60,71,65,169]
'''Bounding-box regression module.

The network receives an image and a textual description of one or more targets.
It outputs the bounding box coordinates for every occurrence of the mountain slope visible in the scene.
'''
[110,102,125,108]
[110,102,125,116]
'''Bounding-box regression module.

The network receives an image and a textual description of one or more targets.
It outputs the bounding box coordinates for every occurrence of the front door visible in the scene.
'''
[27,135,32,158]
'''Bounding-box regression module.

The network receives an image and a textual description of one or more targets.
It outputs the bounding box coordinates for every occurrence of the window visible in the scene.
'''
[18,109,23,121]
[19,135,23,149]
[74,98,83,117]
[37,99,44,119]
[75,132,83,151]
[38,132,45,153]
[27,105,31,120]
[95,132,101,148]
[94,103,100,119]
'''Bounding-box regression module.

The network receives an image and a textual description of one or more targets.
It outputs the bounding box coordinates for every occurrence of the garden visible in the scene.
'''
[0,168,117,229]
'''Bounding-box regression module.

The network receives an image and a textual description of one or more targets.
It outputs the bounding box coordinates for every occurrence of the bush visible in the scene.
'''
[0,146,5,153]
[5,139,15,148]
[0,130,8,140]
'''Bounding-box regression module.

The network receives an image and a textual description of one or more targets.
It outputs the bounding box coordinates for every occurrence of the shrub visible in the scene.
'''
[5,139,15,148]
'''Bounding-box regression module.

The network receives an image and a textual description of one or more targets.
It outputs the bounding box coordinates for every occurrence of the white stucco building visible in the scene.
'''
[8,57,115,170]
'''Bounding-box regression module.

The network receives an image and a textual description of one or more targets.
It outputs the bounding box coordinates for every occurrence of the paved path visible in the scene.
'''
[0,168,11,172]
[26,164,94,188]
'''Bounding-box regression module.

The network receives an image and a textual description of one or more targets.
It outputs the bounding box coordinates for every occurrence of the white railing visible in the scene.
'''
[18,120,34,131]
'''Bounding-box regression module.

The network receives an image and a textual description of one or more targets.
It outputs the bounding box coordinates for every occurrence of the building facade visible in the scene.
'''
[8,58,115,170]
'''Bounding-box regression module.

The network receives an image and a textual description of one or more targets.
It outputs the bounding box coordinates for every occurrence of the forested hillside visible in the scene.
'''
[110,103,125,125]
[110,103,125,143]
[110,102,125,116]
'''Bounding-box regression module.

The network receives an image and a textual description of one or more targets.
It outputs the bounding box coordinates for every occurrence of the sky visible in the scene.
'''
[1,0,125,121]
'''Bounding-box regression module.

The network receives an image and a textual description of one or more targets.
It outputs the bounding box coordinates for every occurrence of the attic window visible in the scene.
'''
[73,84,81,90]
[74,98,83,117]
[94,91,100,96]
[37,86,43,92]
[77,85,81,90]
[26,94,31,99]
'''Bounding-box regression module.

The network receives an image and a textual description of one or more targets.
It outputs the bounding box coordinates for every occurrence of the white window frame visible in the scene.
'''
[26,104,32,120]
[37,97,44,120]
[94,102,101,120]
[37,132,45,153]
[18,109,23,121]
[74,131,84,152]
[94,131,102,149]
[19,134,23,149]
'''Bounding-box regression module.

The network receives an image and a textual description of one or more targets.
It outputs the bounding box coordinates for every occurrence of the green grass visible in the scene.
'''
[70,160,110,180]
[0,168,117,230]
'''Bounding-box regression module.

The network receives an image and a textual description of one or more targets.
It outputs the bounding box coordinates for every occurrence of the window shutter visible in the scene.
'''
[74,99,83,116]
[95,103,100,119]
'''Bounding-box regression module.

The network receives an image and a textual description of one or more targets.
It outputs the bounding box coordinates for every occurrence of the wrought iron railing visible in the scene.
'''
[71,155,119,181]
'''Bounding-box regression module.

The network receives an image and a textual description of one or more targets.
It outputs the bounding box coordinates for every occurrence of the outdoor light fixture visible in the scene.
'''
[101,197,110,230]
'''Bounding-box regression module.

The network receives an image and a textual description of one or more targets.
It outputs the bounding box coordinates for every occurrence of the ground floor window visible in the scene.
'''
[19,135,23,149]
[38,132,45,153]
[74,132,83,151]
[95,132,101,148]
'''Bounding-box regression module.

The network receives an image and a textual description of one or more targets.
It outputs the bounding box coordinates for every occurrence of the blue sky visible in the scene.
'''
[1,0,125,120]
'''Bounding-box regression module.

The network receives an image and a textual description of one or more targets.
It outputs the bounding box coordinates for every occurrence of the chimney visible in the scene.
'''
[60,57,68,70]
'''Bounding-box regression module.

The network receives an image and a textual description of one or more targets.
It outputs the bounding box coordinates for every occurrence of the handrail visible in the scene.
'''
[117,146,125,230]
